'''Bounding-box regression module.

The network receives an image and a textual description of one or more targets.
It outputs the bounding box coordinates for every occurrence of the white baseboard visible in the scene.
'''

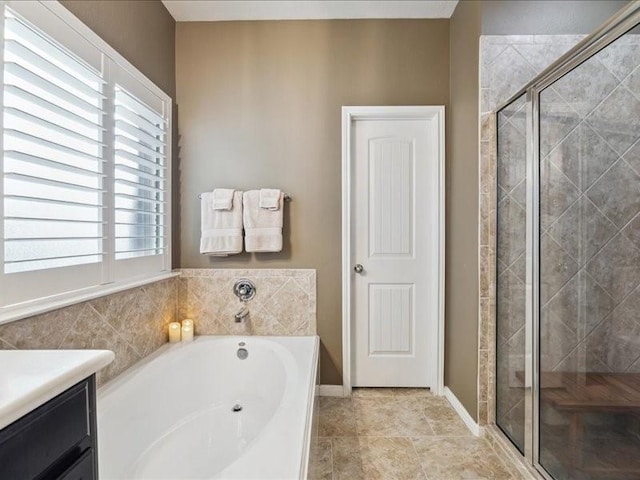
[443,386,482,436]
[318,384,345,397]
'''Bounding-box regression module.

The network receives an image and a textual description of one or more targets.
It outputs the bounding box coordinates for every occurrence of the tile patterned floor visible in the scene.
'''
[310,388,526,480]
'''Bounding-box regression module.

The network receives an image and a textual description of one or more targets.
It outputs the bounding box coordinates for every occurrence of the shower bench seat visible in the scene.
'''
[539,372,640,411]
[516,371,640,476]
[515,371,640,410]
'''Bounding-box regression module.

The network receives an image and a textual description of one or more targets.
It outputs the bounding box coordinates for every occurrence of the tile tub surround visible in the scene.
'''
[310,388,528,480]
[0,269,315,389]
[178,269,317,336]
[477,35,585,426]
[0,278,178,386]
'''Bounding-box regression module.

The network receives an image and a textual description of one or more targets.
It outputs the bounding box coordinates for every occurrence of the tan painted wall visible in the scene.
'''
[446,1,482,419]
[176,20,450,384]
[60,0,176,98]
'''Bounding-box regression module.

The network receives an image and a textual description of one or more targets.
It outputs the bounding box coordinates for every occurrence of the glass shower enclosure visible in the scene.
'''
[496,3,640,479]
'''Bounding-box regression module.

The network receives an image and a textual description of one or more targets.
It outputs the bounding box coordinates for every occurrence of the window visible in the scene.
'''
[3,8,105,275]
[114,86,166,261]
[0,1,172,321]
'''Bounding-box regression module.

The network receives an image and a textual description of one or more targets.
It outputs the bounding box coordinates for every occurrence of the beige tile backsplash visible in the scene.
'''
[178,269,317,336]
[0,269,316,386]
[0,278,178,386]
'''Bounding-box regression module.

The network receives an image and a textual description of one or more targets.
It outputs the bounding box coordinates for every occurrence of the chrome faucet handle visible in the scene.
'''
[233,278,256,302]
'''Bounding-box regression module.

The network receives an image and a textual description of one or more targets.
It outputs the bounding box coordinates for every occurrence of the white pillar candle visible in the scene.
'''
[182,318,194,330]
[168,322,181,343]
[181,324,194,343]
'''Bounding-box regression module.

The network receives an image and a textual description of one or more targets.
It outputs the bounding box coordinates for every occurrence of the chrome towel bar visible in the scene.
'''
[198,192,291,201]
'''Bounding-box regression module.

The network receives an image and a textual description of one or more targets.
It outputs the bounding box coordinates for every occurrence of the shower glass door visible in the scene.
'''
[494,4,640,479]
[496,94,528,454]
[538,26,640,480]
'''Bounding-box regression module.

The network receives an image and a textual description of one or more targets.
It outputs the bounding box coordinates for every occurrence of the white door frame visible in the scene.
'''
[341,105,445,397]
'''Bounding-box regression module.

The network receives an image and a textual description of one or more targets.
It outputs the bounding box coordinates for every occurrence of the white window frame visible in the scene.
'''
[0,0,176,326]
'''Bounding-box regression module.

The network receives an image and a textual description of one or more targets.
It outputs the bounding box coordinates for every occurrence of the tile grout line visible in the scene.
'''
[499,323,526,356]
[56,304,88,350]
[544,273,630,373]
[498,398,525,429]
[326,391,517,479]
[414,396,438,437]
[483,433,528,479]
[549,270,640,373]
[87,302,144,361]
[0,335,17,349]
[409,436,431,480]
[260,277,293,309]
[537,235,581,302]
[538,241,615,315]
[543,195,620,276]
[328,438,334,480]
[140,286,167,356]
[290,275,310,296]
[547,119,639,232]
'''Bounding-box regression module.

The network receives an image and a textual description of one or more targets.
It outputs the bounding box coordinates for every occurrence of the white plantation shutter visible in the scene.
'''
[114,86,166,261]
[0,1,172,318]
[3,8,105,275]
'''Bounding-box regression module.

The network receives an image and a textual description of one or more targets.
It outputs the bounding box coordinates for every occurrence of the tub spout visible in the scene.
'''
[234,305,250,323]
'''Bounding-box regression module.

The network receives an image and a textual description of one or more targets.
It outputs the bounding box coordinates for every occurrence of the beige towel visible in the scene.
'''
[212,188,235,210]
[243,190,283,252]
[200,191,243,255]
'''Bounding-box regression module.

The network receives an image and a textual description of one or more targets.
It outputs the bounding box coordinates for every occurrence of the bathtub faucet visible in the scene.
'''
[234,304,250,323]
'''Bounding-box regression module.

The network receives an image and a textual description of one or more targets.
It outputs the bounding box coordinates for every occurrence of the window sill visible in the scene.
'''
[0,271,181,327]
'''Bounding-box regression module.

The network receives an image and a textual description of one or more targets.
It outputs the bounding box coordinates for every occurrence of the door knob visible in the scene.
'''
[354,264,364,274]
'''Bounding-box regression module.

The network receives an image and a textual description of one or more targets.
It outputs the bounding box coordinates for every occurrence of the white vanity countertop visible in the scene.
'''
[0,349,114,430]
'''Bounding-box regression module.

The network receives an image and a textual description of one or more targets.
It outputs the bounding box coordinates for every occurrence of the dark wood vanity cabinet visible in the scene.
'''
[0,376,98,480]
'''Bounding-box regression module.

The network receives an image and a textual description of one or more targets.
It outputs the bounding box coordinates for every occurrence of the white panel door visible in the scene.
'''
[352,117,440,387]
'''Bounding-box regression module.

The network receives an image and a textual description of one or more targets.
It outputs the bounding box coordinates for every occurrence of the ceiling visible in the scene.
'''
[161,1,459,22]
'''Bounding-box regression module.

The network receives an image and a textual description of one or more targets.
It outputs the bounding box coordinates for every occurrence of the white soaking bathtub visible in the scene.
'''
[97,336,319,480]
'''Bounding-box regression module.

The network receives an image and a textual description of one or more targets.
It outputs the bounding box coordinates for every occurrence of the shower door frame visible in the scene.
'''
[493,2,640,479]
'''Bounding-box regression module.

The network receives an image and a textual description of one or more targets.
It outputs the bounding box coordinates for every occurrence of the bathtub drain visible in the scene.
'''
[232,403,243,412]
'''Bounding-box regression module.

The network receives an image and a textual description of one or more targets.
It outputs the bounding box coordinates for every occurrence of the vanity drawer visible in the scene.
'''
[0,379,94,480]
[58,449,94,480]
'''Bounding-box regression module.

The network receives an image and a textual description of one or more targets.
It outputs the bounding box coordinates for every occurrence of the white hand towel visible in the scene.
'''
[243,190,283,252]
[200,191,243,256]
[212,188,235,210]
[259,188,281,210]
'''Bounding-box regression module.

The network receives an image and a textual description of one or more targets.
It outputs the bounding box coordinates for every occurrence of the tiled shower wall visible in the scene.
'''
[178,269,317,336]
[482,33,640,428]
[537,34,640,373]
[0,278,178,386]
[478,35,584,425]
